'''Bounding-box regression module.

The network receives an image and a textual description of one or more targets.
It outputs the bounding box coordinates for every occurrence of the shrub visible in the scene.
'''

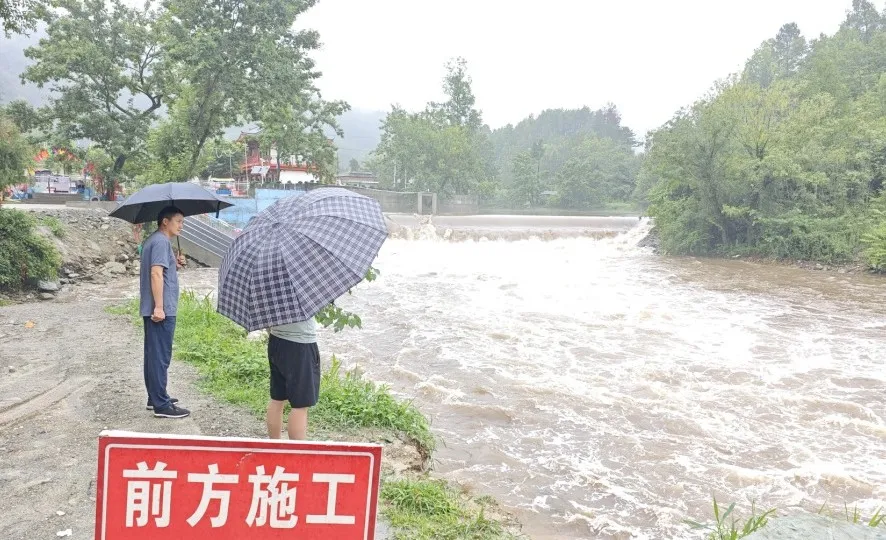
[0,208,61,290]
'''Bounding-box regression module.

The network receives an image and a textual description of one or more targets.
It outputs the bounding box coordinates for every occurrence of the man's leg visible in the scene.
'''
[282,342,320,441]
[144,318,170,410]
[143,318,150,403]
[266,400,285,439]
[267,336,289,438]
[156,316,176,405]
[287,408,308,440]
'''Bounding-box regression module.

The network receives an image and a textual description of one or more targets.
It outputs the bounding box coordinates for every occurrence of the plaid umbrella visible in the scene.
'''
[217,187,388,332]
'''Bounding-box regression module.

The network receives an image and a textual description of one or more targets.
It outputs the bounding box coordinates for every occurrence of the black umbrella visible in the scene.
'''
[109,182,233,224]
[109,181,234,253]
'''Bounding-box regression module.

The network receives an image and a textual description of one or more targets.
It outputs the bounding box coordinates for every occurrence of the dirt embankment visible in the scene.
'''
[1,207,143,304]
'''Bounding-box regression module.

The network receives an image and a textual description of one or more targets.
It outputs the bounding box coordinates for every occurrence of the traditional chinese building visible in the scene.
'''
[236,130,327,185]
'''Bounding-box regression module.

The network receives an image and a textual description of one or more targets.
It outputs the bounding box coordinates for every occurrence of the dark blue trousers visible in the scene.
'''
[143,316,176,410]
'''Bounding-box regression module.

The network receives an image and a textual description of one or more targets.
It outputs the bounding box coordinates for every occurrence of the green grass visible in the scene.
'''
[688,498,886,539]
[109,291,435,456]
[380,477,517,539]
[37,215,65,238]
[818,503,886,528]
[686,498,776,540]
[108,292,525,538]
[312,358,435,459]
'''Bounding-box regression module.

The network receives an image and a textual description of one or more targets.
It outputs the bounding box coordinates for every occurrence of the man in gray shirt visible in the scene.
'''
[140,206,190,418]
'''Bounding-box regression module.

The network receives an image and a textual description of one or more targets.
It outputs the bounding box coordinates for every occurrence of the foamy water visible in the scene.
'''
[94,217,886,538]
[319,219,886,539]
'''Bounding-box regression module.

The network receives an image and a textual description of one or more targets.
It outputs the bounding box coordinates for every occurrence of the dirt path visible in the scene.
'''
[0,287,268,539]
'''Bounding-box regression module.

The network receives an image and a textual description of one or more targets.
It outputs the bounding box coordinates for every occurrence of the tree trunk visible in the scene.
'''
[108,154,126,201]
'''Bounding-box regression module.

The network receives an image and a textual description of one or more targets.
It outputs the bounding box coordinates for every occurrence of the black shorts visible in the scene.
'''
[268,335,321,408]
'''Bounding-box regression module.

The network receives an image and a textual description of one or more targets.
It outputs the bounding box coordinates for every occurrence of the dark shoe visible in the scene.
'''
[153,404,190,419]
[146,397,179,410]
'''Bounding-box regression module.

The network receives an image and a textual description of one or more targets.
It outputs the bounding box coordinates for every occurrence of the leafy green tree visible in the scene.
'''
[200,139,244,180]
[371,59,492,198]
[556,137,639,210]
[0,113,31,192]
[1,0,40,36]
[258,97,349,184]
[489,105,639,208]
[427,57,482,131]
[1,100,47,136]
[510,151,542,207]
[843,0,882,41]
[23,0,165,198]
[642,8,886,266]
[160,0,335,181]
[348,158,360,172]
[0,208,61,290]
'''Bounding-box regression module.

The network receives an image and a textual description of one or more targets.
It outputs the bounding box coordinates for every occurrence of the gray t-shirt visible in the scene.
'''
[269,319,317,343]
[139,231,180,317]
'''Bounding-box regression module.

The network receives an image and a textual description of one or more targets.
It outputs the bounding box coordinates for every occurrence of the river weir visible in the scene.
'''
[86,215,886,539]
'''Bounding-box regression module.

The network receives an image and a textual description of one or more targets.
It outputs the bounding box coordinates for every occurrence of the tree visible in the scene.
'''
[1,100,46,136]
[199,139,243,180]
[23,0,165,198]
[773,23,808,77]
[160,0,334,181]
[1,0,40,36]
[258,97,349,184]
[371,59,492,198]
[744,23,807,87]
[642,8,886,265]
[0,113,31,193]
[556,137,638,210]
[138,97,208,185]
[510,151,542,207]
[428,57,482,131]
[348,158,360,172]
[844,0,882,41]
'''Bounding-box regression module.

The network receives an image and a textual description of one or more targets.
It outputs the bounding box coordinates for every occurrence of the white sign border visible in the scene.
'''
[101,443,377,540]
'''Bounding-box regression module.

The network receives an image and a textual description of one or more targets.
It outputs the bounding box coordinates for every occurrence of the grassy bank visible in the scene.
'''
[110,291,521,539]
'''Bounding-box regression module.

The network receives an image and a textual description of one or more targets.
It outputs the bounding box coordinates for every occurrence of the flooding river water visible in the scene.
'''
[89,216,886,538]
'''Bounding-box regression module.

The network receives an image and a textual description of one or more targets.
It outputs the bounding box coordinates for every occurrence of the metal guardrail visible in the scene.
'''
[190,212,241,236]
[181,216,235,261]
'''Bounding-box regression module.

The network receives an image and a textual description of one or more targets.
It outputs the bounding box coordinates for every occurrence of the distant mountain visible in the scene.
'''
[334,108,385,169]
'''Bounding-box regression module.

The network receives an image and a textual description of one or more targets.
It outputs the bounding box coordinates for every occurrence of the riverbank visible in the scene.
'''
[107,291,525,539]
[0,278,524,539]
[637,225,879,276]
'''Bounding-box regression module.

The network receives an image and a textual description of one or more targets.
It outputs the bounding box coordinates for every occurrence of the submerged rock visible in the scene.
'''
[636,226,660,253]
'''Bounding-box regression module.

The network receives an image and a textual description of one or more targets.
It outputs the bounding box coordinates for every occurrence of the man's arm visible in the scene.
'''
[151,265,165,321]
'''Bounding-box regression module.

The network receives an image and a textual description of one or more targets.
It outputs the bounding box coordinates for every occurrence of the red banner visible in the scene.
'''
[94,431,382,540]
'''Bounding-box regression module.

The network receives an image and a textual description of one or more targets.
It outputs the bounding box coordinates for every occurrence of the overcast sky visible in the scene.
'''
[297,0,880,137]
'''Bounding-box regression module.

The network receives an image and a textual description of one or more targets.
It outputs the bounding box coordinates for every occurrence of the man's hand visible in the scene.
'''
[151,307,166,322]
[176,253,186,269]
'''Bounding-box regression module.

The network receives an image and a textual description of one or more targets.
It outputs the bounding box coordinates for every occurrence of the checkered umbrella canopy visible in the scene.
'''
[217,188,388,332]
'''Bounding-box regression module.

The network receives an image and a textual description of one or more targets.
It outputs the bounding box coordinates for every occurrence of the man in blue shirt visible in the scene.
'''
[139,206,190,418]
